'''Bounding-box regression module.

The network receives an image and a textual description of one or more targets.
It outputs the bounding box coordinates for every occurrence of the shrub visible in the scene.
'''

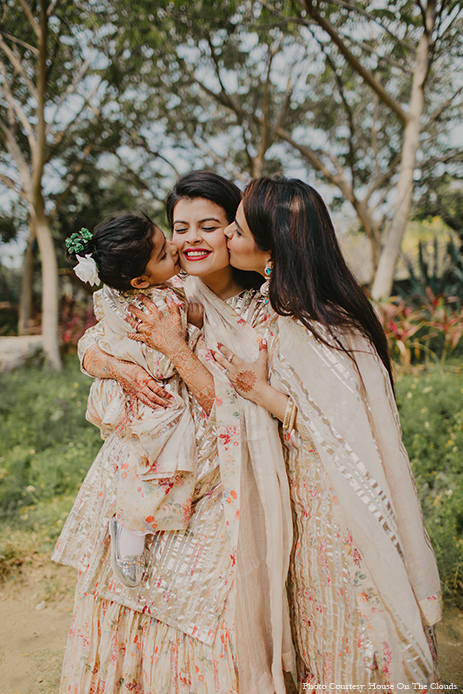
[376,291,463,365]
[59,295,96,353]
[0,357,101,557]
[396,364,463,605]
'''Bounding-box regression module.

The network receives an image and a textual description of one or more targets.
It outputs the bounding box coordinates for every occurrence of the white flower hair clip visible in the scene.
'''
[74,254,100,286]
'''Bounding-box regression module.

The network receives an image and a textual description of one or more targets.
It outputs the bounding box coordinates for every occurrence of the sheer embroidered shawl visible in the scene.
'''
[272,316,441,685]
[185,277,294,694]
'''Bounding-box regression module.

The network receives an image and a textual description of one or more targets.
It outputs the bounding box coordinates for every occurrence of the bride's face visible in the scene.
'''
[171,198,231,278]
[224,202,270,276]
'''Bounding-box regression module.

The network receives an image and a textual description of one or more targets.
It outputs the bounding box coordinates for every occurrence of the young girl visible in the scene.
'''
[65,212,214,588]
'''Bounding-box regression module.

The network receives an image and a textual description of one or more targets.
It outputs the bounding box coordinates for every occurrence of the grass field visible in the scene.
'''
[0,355,462,605]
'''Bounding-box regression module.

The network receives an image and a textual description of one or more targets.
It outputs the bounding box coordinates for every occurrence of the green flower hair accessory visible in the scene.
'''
[65,227,93,255]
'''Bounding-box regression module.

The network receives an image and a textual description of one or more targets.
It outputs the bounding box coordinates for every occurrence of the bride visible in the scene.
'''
[53,170,294,694]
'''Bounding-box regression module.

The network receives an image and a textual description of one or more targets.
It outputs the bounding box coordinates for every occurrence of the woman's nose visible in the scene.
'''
[184,226,202,243]
[224,222,233,238]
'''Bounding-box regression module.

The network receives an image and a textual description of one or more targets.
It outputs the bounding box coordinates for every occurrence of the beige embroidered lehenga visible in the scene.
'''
[52,280,293,694]
[262,315,441,692]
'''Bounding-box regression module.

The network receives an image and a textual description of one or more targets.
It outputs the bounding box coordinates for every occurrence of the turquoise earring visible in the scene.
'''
[260,263,272,298]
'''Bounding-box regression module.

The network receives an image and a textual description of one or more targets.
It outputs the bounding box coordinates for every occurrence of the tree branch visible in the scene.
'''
[270,72,294,141]
[253,41,278,173]
[365,153,401,203]
[277,124,356,200]
[47,0,60,16]
[48,50,94,130]
[313,0,413,50]
[418,148,463,170]
[49,142,95,220]
[122,134,182,177]
[182,53,254,170]
[205,37,239,112]
[343,35,413,75]
[0,117,32,193]
[0,59,36,147]
[46,82,101,160]
[0,32,39,55]
[0,37,38,100]
[16,0,41,38]
[415,0,428,33]
[299,0,409,123]
[308,24,357,182]
[190,136,249,183]
[0,171,24,196]
[425,82,463,127]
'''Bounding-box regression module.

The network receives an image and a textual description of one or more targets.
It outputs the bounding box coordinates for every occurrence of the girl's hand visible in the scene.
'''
[213,341,270,404]
[127,295,186,357]
[82,344,172,413]
[187,302,204,329]
[116,361,173,415]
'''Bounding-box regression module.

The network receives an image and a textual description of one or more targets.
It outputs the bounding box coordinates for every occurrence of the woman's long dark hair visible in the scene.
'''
[242,176,393,383]
[166,170,263,291]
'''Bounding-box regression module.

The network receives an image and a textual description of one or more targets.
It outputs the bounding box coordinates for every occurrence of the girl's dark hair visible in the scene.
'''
[166,170,263,290]
[242,176,393,383]
[67,213,156,291]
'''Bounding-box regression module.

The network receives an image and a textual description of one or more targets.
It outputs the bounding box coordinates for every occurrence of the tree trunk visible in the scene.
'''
[18,222,36,335]
[30,1,61,369]
[371,3,436,300]
[34,209,62,369]
[352,198,382,273]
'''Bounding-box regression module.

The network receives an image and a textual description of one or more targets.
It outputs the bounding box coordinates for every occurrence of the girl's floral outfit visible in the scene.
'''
[52,279,293,694]
[83,283,199,535]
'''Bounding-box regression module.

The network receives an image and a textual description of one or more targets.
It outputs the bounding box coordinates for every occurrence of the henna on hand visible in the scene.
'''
[127,296,186,357]
[235,370,257,394]
[165,341,215,415]
[126,296,215,415]
[82,344,173,411]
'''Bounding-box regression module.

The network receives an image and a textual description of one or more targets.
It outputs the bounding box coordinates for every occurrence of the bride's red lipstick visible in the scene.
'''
[183,248,212,261]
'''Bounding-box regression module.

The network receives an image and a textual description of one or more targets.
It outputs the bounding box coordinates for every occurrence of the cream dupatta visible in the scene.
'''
[185,277,294,694]
[275,317,441,686]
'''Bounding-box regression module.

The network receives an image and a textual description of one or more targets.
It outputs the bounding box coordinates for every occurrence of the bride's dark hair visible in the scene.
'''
[242,176,393,383]
[166,170,263,290]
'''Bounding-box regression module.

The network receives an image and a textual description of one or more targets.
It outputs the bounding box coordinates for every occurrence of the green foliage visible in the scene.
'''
[0,356,462,607]
[0,358,101,554]
[395,236,463,301]
[396,364,463,605]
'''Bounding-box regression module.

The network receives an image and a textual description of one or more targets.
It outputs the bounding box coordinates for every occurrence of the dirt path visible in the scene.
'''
[1,557,462,693]
[0,559,75,694]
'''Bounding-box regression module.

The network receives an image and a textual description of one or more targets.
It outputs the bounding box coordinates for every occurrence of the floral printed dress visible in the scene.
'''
[52,288,272,694]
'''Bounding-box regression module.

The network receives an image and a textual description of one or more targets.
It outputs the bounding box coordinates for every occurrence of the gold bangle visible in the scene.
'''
[283,397,296,430]
[288,401,298,432]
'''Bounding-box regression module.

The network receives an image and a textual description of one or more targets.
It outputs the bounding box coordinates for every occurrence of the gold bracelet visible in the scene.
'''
[283,397,296,430]
[288,400,298,432]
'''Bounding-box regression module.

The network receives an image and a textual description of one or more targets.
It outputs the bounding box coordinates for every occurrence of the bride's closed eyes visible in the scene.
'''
[173,219,222,235]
